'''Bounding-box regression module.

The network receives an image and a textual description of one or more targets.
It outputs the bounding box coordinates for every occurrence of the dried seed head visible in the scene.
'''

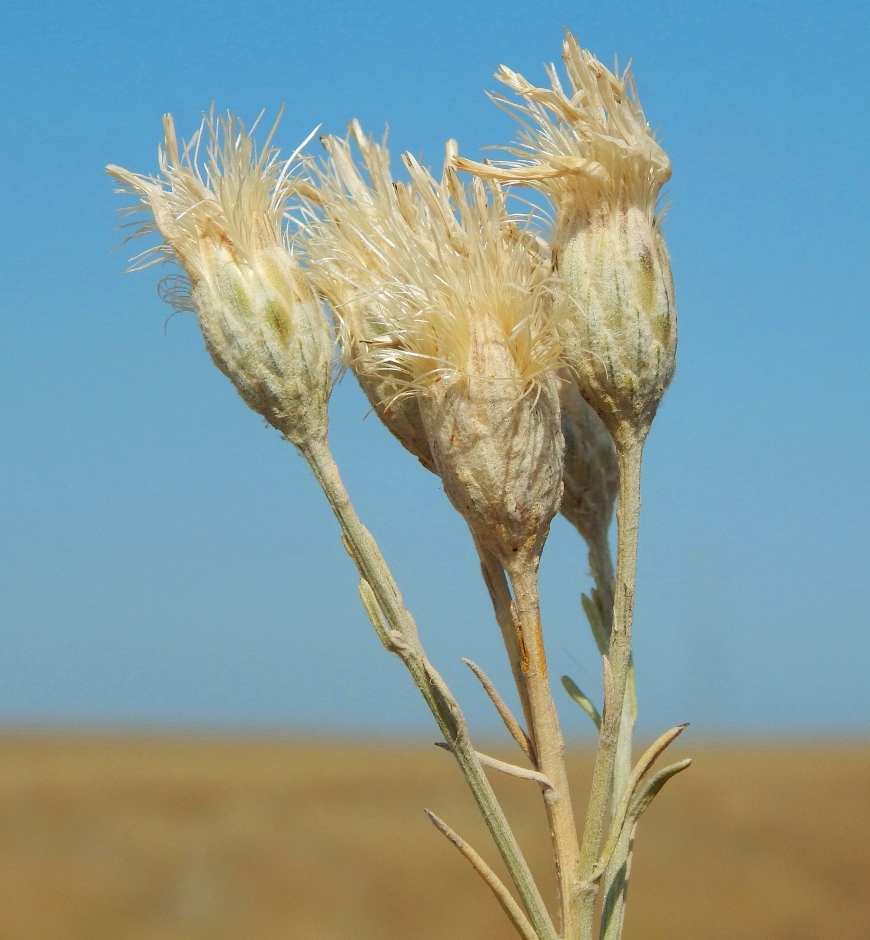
[420,316,564,569]
[456,33,677,444]
[559,372,618,551]
[303,124,564,566]
[299,123,437,471]
[108,112,333,447]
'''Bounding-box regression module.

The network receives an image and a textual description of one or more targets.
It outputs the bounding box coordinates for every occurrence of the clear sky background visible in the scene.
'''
[0,0,868,738]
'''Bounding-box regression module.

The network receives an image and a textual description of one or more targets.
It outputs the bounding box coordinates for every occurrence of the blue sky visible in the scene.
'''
[0,0,868,737]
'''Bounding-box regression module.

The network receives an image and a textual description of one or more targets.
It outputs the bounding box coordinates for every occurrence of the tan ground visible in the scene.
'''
[0,735,866,940]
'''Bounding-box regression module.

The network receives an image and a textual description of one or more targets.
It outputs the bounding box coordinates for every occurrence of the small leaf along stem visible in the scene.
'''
[562,676,602,730]
[425,810,540,940]
[464,658,536,762]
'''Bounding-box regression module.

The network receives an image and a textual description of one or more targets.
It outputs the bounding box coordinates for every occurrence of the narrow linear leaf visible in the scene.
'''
[627,758,693,821]
[424,810,540,940]
[434,743,553,788]
[561,676,602,730]
[628,724,689,798]
[463,659,536,762]
[593,726,690,880]
[581,592,610,655]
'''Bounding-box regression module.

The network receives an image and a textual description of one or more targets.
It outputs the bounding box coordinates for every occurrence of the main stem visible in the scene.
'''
[598,668,637,940]
[507,560,582,940]
[583,531,638,940]
[582,534,637,940]
[576,433,644,940]
[300,435,558,940]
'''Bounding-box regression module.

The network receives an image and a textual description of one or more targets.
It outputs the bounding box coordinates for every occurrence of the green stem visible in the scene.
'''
[300,435,558,940]
[576,434,644,940]
[581,530,638,940]
[598,667,637,940]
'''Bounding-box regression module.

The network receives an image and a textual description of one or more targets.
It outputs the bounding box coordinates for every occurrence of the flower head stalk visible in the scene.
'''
[559,373,618,596]
[108,112,333,447]
[457,35,681,940]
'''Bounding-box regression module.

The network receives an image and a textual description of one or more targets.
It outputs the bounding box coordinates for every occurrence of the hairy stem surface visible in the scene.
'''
[300,435,558,940]
[582,534,638,940]
[599,671,637,940]
[476,543,536,740]
[576,434,644,940]
[507,561,582,940]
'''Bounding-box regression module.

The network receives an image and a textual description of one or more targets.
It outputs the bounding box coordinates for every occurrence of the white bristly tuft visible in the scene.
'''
[454,33,670,224]
[301,123,565,566]
[455,33,677,444]
[107,112,333,446]
[302,123,561,394]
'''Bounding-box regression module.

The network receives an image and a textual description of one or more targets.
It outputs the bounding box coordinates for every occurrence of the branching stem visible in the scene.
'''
[299,435,558,940]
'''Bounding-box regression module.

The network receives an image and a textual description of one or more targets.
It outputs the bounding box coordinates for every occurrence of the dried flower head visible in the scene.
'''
[303,125,564,567]
[299,122,437,471]
[107,112,333,447]
[456,33,676,445]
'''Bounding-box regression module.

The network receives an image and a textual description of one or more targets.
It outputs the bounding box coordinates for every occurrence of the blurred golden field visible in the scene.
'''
[0,734,867,940]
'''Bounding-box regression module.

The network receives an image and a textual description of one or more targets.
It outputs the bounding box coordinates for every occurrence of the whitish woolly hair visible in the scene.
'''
[300,122,561,400]
[455,32,671,221]
[108,110,315,300]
